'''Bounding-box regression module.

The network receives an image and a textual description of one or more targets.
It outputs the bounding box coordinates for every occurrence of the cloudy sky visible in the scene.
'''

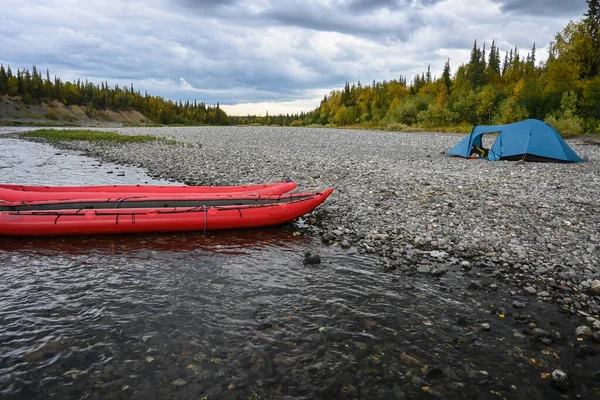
[0,0,589,115]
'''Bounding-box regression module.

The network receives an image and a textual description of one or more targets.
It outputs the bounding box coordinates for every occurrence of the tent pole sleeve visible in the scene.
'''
[522,132,532,161]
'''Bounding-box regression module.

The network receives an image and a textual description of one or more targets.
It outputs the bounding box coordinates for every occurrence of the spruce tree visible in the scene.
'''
[502,51,509,75]
[16,70,24,94]
[481,43,487,71]
[488,40,501,74]
[0,64,7,94]
[585,0,600,75]
[342,81,351,106]
[441,59,452,90]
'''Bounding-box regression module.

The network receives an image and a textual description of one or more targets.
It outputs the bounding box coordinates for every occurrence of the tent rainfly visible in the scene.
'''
[446,119,583,163]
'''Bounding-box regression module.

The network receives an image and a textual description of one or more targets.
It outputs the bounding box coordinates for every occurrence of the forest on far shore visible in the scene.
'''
[292,0,600,137]
[2,1,600,136]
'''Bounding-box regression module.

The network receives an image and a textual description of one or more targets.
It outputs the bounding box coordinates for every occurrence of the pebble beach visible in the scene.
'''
[18,126,600,324]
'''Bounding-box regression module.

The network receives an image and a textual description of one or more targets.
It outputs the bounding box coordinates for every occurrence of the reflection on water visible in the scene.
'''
[1,132,598,400]
[0,226,306,255]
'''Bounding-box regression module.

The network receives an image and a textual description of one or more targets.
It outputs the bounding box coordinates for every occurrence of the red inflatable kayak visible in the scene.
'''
[0,181,298,202]
[0,189,334,236]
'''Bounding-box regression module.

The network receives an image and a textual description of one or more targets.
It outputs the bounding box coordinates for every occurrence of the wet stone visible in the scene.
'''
[513,301,526,309]
[303,251,321,265]
[322,232,336,242]
[574,344,599,358]
[551,369,571,390]
[417,265,431,274]
[541,337,553,345]
[524,286,537,295]
[430,266,448,277]
[575,326,593,338]
[532,328,551,338]
[590,280,600,295]
[128,360,145,373]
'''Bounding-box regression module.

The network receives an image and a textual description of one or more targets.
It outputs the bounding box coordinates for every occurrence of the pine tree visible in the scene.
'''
[467,39,486,87]
[441,59,452,90]
[16,69,24,94]
[502,51,509,75]
[342,81,351,106]
[488,40,501,75]
[0,64,7,94]
[481,43,487,71]
[585,0,600,75]
[468,40,479,66]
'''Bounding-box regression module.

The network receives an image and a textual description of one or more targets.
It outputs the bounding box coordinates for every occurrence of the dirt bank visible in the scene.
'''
[0,95,151,126]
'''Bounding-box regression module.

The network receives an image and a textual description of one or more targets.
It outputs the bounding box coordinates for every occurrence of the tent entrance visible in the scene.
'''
[469,132,498,158]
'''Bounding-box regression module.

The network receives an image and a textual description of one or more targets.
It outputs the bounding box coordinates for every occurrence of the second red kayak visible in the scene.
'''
[0,180,298,202]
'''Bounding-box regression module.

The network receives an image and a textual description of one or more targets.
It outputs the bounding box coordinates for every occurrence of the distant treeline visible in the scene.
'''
[296,0,600,136]
[2,0,599,134]
[228,112,305,126]
[0,65,228,125]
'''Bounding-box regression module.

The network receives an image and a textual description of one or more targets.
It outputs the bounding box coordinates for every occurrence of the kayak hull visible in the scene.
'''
[0,189,333,236]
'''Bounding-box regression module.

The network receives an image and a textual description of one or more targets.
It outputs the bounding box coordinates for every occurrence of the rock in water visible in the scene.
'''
[551,369,571,390]
[303,251,321,265]
[575,326,593,338]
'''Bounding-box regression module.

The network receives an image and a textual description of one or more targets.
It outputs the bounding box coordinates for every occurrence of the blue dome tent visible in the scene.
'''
[446,119,583,163]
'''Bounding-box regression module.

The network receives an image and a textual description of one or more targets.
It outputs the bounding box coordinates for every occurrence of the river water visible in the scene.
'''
[0,129,598,400]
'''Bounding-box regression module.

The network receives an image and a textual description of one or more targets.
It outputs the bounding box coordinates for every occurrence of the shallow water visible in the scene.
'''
[0,133,175,186]
[0,131,598,399]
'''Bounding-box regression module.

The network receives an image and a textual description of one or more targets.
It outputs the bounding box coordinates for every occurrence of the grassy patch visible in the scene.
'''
[21,129,177,144]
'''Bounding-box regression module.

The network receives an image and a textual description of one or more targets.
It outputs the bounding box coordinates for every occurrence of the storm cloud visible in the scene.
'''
[492,0,587,17]
[0,0,590,115]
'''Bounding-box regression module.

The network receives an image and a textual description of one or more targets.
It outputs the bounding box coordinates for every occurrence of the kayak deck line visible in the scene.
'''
[0,191,319,212]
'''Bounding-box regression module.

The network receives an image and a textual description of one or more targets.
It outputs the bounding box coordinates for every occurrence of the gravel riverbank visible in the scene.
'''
[11,126,600,335]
